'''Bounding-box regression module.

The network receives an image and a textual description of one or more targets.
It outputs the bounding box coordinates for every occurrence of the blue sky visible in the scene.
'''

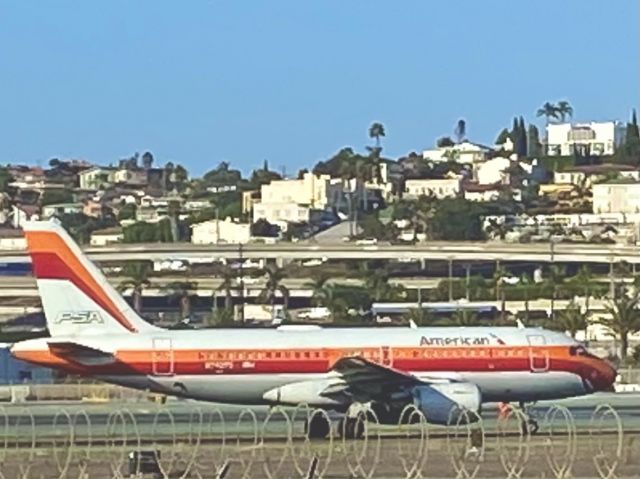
[1,1,638,176]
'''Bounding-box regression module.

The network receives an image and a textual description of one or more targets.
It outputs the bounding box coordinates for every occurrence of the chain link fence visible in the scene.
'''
[0,401,636,478]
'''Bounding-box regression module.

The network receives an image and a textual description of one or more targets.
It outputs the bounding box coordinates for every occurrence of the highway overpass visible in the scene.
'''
[0,241,639,264]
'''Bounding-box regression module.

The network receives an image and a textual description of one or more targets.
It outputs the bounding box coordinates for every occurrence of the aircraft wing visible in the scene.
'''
[325,356,423,400]
[48,341,117,366]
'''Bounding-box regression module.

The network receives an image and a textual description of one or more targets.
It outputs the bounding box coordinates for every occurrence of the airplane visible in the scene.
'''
[11,220,616,438]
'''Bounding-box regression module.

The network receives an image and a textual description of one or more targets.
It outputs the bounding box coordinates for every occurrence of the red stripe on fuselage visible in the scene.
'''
[30,252,133,331]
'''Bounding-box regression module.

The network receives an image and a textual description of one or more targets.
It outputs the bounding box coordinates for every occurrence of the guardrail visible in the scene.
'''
[0,402,637,478]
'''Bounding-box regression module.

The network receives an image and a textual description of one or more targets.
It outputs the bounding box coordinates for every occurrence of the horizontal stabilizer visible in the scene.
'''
[48,341,116,366]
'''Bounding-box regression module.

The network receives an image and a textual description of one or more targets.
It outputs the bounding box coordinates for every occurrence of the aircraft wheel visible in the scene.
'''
[306,414,331,439]
[339,416,365,439]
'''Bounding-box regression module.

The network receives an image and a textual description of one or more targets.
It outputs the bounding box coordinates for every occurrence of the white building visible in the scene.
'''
[422,141,493,164]
[404,178,461,199]
[593,182,640,214]
[546,121,626,156]
[41,203,83,219]
[253,202,311,230]
[261,172,334,209]
[463,183,522,202]
[191,218,252,244]
[476,157,512,185]
[554,164,640,187]
[78,167,116,190]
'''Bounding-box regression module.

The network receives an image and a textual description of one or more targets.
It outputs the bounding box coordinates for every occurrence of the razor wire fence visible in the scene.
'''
[0,402,637,478]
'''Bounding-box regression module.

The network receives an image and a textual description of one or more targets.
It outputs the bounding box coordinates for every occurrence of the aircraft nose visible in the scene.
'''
[592,359,617,392]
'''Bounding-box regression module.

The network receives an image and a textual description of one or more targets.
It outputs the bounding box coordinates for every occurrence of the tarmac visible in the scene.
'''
[0,392,638,477]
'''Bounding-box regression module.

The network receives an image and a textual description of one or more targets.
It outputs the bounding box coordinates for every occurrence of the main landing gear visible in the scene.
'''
[518,401,539,435]
[305,414,331,439]
[304,409,367,440]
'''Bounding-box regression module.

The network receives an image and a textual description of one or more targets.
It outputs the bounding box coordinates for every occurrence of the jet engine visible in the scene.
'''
[412,382,481,425]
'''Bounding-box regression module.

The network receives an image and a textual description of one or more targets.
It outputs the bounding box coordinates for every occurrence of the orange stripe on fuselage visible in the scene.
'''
[13,344,602,382]
[24,231,137,332]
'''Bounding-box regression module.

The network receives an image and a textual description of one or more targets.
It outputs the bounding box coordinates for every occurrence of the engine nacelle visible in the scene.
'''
[263,379,345,407]
[412,382,481,425]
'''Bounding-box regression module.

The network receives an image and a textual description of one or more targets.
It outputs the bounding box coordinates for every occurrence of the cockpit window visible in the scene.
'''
[569,345,586,356]
[569,345,598,359]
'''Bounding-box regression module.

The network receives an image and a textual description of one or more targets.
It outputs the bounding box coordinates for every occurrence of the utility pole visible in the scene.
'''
[464,263,471,301]
[609,258,615,300]
[215,207,220,245]
[238,243,245,324]
[448,258,454,302]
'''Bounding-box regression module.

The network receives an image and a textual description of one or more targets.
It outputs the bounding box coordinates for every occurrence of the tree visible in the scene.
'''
[527,124,542,157]
[142,151,154,169]
[596,290,640,362]
[628,109,640,141]
[164,281,198,321]
[520,273,533,322]
[495,128,510,146]
[117,203,137,221]
[536,102,559,124]
[553,300,587,338]
[41,189,74,206]
[454,119,466,144]
[451,309,481,326]
[368,122,386,148]
[403,308,434,326]
[517,117,527,157]
[306,274,331,307]
[0,167,12,193]
[251,218,279,237]
[570,265,596,313]
[547,265,566,320]
[172,164,189,192]
[364,269,391,302]
[258,264,289,319]
[250,167,282,188]
[436,136,455,148]
[430,198,484,241]
[118,261,153,313]
[215,264,236,312]
[556,101,574,122]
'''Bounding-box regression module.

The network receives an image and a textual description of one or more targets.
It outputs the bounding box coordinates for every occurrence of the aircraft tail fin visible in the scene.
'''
[23,220,160,336]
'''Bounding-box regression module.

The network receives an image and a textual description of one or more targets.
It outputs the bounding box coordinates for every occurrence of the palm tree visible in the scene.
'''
[556,101,574,123]
[413,194,437,241]
[451,309,481,326]
[520,273,533,322]
[215,264,236,312]
[164,281,198,321]
[365,270,391,302]
[536,102,559,125]
[368,122,386,148]
[403,308,434,326]
[259,264,290,319]
[485,218,512,241]
[596,290,640,362]
[118,261,153,313]
[306,274,331,307]
[570,265,595,313]
[354,156,373,211]
[547,265,566,320]
[554,300,588,338]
